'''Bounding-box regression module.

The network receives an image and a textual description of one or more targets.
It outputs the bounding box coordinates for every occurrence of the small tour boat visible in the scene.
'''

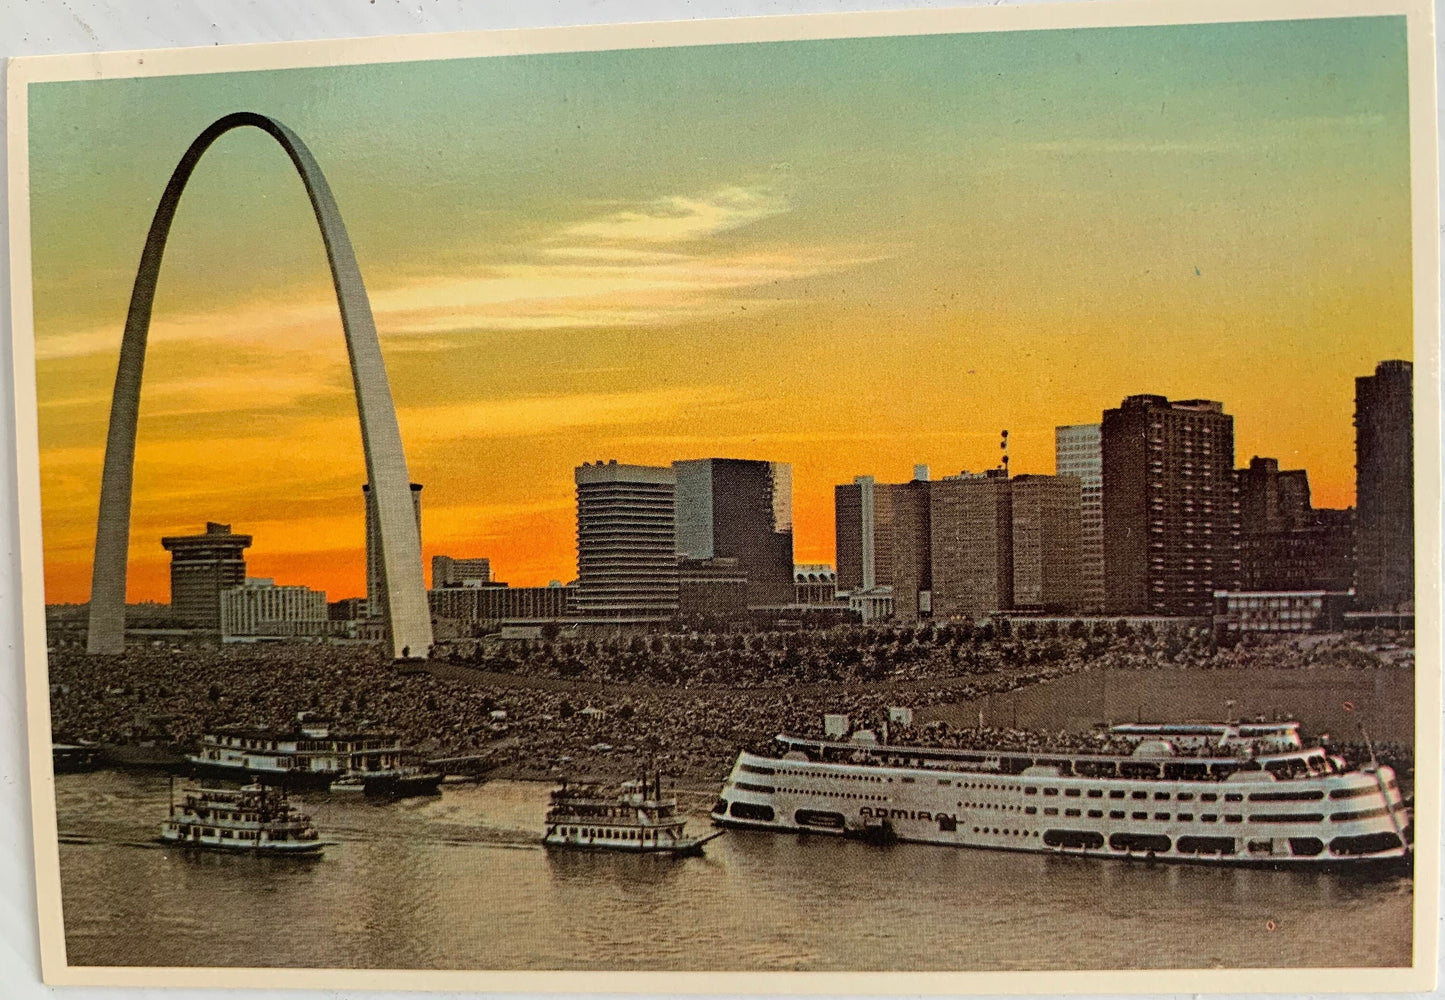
[159,782,329,855]
[543,773,722,856]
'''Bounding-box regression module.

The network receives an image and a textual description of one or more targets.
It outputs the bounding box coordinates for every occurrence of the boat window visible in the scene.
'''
[1024,787,1037,795]
[1329,784,1390,800]
[1130,811,1147,820]
[1252,812,1325,824]
[1154,792,1170,801]
[1250,790,1324,802]
[1200,793,1218,802]
[1154,812,1169,821]
[1109,790,1125,799]
[1177,792,1195,802]
[1109,810,1125,819]
[1025,806,1037,815]
[1064,808,1081,817]
[1088,809,1103,818]
[1225,815,1243,823]
[1201,814,1218,822]
[1177,812,1193,821]
[1064,789,1081,798]
[1043,789,1058,797]
[1044,808,1058,816]
[734,781,775,794]
[1331,806,1390,822]
[1131,791,1147,800]
[1225,793,1243,802]
[1087,789,1103,799]
[1329,832,1402,856]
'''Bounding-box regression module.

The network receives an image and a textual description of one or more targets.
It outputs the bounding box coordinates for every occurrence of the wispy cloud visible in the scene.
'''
[35,182,889,360]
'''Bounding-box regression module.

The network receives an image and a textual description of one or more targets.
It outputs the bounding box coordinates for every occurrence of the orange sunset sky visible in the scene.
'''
[27,17,1413,605]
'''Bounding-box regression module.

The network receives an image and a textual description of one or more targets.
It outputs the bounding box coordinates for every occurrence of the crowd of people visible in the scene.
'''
[45,623,1415,785]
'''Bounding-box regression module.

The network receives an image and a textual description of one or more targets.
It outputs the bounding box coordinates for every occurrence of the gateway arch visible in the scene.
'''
[85,112,433,661]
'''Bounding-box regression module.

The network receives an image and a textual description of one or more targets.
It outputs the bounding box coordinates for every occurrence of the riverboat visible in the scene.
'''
[712,720,1411,867]
[52,742,101,774]
[544,774,723,855]
[187,713,424,790]
[159,783,328,855]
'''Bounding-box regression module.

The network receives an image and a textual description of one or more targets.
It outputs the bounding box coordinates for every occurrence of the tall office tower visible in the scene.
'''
[674,458,794,606]
[1055,423,1104,611]
[834,475,896,593]
[160,522,252,629]
[1235,457,1354,592]
[1011,474,1083,610]
[1354,360,1414,609]
[1102,395,1239,616]
[929,471,1013,617]
[432,555,491,588]
[887,473,933,622]
[574,461,678,619]
[364,482,423,620]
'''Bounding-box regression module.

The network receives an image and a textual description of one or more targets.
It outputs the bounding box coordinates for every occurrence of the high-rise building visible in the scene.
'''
[432,555,491,588]
[160,522,252,629]
[1236,457,1353,592]
[1354,360,1413,609]
[1055,423,1104,611]
[834,476,893,593]
[1011,474,1083,610]
[574,461,678,619]
[1102,395,1239,616]
[220,578,328,638]
[364,482,422,620]
[929,471,1013,617]
[887,476,933,622]
[674,458,794,606]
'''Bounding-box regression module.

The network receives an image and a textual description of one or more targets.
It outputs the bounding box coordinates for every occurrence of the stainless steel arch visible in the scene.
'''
[85,112,433,660]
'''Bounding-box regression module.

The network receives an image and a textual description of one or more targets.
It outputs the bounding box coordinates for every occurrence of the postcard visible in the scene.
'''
[5,0,1439,992]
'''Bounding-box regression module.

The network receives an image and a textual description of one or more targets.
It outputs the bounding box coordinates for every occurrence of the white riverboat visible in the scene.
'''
[544,775,722,855]
[712,721,1411,866]
[159,783,328,855]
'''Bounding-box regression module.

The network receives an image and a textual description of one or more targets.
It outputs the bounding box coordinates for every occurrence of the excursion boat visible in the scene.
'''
[712,720,1411,867]
[544,774,723,855]
[52,742,101,774]
[187,713,427,791]
[159,783,328,855]
[329,762,444,799]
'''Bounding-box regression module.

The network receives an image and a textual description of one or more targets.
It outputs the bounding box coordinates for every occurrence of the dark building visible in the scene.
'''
[1102,395,1239,616]
[1354,360,1413,609]
[363,481,423,621]
[574,461,678,619]
[888,477,933,621]
[1011,474,1083,610]
[432,555,490,588]
[1236,457,1353,592]
[834,476,894,593]
[929,471,1013,617]
[160,522,252,629]
[677,556,750,622]
[674,458,794,606]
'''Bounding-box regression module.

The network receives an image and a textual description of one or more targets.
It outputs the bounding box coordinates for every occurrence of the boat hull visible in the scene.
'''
[360,771,444,798]
[156,834,327,856]
[186,758,337,790]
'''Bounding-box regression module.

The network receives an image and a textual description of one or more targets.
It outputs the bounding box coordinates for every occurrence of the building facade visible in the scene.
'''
[674,458,794,606]
[364,482,423,621]
[432,555,491,588]
[160,522,252,629]
[793,564,838,605]
[1010,474,1083,610]
[574,461,678,620]
[429,583,570,623]
[835,471,931,620]
[929,471,1013,617]
[1236,457,1353,593]
[1354,360,1413,609]
[1102,395,1240,616]
[1055,423,1104,611]
[220,578,328,638]
[677,557,750,622]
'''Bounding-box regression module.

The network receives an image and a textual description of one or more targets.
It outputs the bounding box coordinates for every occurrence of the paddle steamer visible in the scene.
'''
[159,783,327,855]
[545,774,722,855]
[712,720,1410,866]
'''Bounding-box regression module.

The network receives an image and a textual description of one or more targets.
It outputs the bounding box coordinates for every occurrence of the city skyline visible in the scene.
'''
[29,16,1412,603]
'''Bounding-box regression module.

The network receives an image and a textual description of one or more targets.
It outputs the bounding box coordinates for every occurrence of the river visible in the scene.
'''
[56,769,1412,971]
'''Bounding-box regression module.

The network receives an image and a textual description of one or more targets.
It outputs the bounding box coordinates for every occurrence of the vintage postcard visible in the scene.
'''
[6,0,1439,992]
